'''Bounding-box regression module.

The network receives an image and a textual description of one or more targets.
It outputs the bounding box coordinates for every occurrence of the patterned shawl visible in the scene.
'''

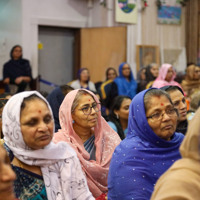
[53,89,121,198]
[3,91,94,200]
[108,88,184,200]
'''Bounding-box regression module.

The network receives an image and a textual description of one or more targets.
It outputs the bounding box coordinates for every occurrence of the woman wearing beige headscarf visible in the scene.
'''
[181,64,200,98]
[151,107,200,200]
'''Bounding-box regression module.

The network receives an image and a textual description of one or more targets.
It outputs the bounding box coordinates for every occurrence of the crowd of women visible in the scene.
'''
[1,45,200,199]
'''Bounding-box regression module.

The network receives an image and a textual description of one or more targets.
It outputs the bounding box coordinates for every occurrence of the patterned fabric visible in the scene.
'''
[107,88,184,200]
[2,91,94,200]
[53,89,121,198]
[84,135,96,161]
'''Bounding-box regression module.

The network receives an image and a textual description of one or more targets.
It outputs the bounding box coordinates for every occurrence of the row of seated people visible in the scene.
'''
[1,87,200,200]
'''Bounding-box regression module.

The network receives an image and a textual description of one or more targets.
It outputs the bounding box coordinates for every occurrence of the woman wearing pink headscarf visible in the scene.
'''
[152,64,183,89]
[53,89,121,198]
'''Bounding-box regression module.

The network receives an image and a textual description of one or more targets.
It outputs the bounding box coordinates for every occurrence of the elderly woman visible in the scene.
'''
[70,68,96,92]
[152,63,183,90]
[151,107,200,200]
[107,88,184,200]
[0,145,17,200]
[114,62,137,99]
[53,89,121,198]
[2,91,94,200]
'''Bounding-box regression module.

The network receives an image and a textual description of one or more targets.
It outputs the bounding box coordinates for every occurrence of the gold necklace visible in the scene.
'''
[15,157,24,169]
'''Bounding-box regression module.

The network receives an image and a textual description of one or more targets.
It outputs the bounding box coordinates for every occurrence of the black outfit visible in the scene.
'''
[176,120,188,135]
[3,59,32,93]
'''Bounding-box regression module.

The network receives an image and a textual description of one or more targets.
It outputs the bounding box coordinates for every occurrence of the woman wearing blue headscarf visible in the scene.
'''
[108,88,184,200]
[114,62,137,99]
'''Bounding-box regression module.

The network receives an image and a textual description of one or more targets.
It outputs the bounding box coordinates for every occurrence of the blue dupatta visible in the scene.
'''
[108,88,184,200]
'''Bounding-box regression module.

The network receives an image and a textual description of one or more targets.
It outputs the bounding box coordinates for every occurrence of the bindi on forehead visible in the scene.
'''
[38,110,41,113]
[161,103,164,106]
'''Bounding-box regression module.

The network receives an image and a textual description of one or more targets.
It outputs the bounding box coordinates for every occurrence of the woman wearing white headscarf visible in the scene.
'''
[2,91,94,200]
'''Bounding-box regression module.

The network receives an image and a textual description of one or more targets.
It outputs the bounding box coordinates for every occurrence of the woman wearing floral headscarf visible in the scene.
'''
[53,89,121,198]
[2,91,94,200]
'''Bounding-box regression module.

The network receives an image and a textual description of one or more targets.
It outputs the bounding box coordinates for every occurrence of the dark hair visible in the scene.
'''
[108,95,131,140]
[144,89,173,112]
[106,67,117,80]
[21,94,46,111]
[60,85,74,96]
[161,85,184,95]
[10,45,22,59]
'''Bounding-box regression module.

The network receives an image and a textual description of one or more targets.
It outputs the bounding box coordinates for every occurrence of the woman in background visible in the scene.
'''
[107,95,131,139]
[152,63,183,90]
[70,68,96,92]
[145,63,159,89]
[137,67,147,93]
[114,62,137,99]
[3,45,32,94]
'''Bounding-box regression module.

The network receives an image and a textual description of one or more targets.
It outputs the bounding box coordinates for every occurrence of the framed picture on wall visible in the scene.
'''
[136,45,160,71]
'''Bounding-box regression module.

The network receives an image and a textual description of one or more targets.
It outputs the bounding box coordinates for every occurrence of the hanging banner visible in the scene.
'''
[157,0,182,24]
[115,0,137,24]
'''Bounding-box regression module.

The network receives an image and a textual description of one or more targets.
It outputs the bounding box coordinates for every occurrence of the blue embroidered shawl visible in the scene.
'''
[108,88,184,200]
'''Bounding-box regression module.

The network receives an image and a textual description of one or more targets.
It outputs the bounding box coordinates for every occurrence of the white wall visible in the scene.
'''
[0,0,22,79]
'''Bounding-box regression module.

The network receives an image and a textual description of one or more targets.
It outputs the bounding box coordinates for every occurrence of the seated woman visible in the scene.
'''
[161,86,188,135]
[107,88,184,200]
[137,67,147,93]
[0,145,17,200]
[2,91,94,200]
[98,67,118,115]
[3,45,32,94]
[145,63,159,89]
[181,63,200,98]
[53,89,121,198]
[151,107,200,200]
[114,62,137,99]
[152,63,183,90]
[107,96,131,140]
[69,68,96,92]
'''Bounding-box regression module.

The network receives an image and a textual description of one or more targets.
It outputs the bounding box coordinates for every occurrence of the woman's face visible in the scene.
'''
[165,67,174,82]
[20,98,54,150]
[72,94,99,129]
[140,69,146,80]
[150,65,159,78]
[0,146,16,200]
[193,66,200,80]
[107,69,117,80]
[146,95,177,141]
[122,64,131,78]
[80,70,89,82]
[12,46,22,60]
[168,90,187,122]
[115,98,131,121]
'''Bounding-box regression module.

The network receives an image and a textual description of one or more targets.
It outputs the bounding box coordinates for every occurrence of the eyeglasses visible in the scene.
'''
[78,103,101,115]
[146,108,177,121]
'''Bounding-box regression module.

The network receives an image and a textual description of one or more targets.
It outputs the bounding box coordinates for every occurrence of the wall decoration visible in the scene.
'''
[136,45,160,71]
[115,0,137,24]
[157,0,182,24]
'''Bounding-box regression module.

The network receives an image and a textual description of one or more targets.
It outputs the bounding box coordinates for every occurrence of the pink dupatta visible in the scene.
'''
[53,89,121,198]
[152,63,183,89]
